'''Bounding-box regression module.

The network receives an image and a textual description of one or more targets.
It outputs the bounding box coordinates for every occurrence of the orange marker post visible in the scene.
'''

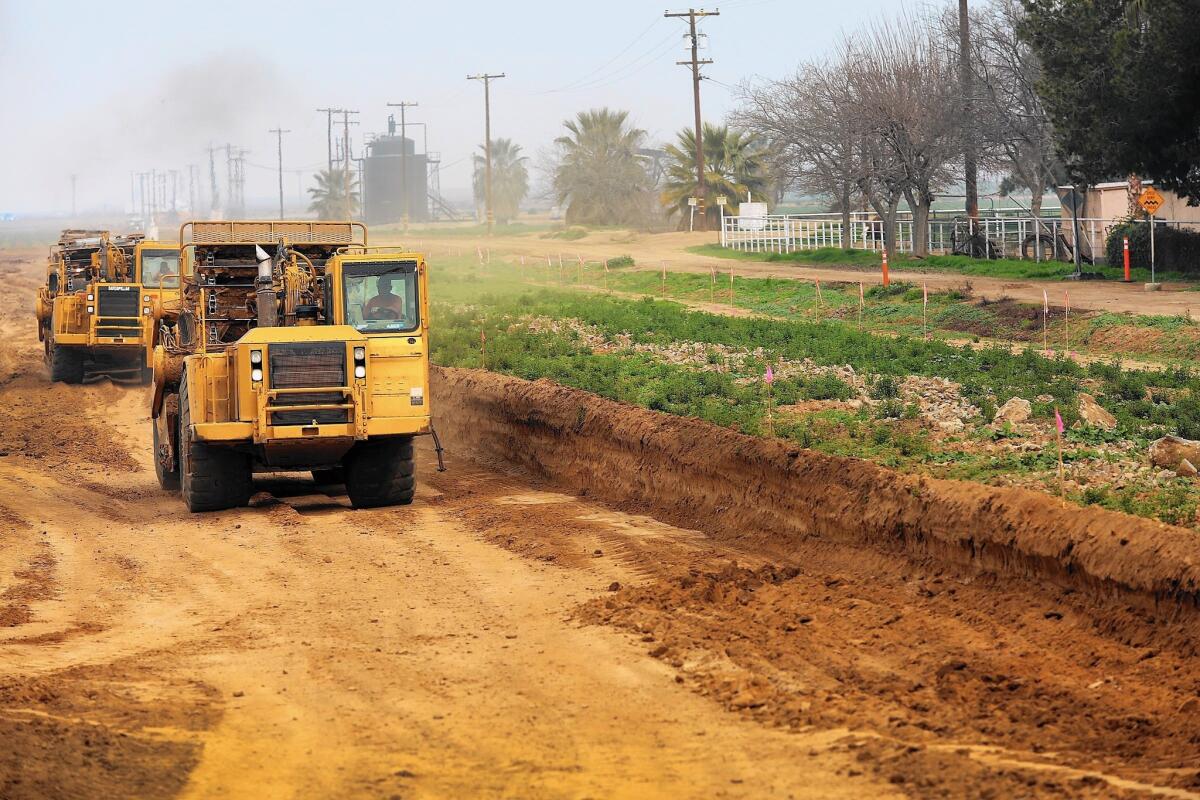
[881,249,890,287]
[1123,236,1131,282]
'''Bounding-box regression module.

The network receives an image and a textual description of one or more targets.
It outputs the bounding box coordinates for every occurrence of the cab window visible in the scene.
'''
[343,262,420,333]
[141,250,180,289]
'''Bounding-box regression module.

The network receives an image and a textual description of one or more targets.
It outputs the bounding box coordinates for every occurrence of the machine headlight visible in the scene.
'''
[86,293,94,301]
[143,307,151,315]
[251,368,263,382]
[353,346,366,361]
[354,365,366,379]
[86,306,94,314]
[143,294,150,302]
[250,349,263,365]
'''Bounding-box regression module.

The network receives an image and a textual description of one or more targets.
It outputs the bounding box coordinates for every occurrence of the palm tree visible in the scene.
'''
[661,123,771,229]
[472,139,530,225]
[553,108,651,226]
[307,167,360,220]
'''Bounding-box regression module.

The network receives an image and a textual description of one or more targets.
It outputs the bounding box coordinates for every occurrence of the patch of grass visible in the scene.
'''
[542,226,589,241]
[690,243,1200,284]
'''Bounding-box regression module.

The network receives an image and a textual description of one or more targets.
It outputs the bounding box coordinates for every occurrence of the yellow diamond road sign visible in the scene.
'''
[1139,187,1165,215]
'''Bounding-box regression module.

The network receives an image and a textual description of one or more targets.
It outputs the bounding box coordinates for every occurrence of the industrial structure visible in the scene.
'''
[362,115,430,225]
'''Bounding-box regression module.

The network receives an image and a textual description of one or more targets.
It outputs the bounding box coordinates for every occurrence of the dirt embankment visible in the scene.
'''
[431,367,1200,626]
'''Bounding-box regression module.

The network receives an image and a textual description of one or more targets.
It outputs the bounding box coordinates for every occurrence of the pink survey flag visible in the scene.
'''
[859,281,865,303]
[764,364,775,385]
[1064,290,1070,311]
[1043,289,1049,314]
[1055,408,1064,435]
[922,282,928,307]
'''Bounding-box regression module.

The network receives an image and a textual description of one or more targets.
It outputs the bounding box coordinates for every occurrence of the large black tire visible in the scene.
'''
[179,372,252,512]
[48,342,84,384]
[344,437,415,509]
[153,406,181,491]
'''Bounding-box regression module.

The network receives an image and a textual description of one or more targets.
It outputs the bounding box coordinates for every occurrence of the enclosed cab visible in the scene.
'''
[150,220,431,512]
[35,230,178,383]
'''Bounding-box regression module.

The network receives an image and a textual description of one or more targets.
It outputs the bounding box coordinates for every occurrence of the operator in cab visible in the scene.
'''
[365,274,406,319]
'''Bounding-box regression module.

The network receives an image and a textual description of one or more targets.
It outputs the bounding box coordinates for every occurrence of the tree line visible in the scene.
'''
[308,0,1198,250]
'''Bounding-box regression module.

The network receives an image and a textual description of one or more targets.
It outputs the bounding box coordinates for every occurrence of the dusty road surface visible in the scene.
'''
[432,229,1200,318]
[2,244,1200,799]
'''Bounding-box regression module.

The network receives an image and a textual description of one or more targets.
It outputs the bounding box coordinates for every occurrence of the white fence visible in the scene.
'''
[719,212,1198,263]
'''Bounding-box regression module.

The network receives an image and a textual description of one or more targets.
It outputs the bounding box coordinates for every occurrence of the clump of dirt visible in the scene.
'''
[0,547,56,627]
[838,738,1157,799]
[0,378,137,473]
[0,663,221,800]
[1086,324,1169,355]
[579,561,1200,792]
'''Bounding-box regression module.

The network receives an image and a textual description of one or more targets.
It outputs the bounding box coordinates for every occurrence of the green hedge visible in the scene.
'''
[1105,218,1200,274]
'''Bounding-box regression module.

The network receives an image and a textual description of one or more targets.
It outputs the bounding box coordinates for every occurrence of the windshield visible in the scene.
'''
[141,250,180,289]
[343,261,420,333]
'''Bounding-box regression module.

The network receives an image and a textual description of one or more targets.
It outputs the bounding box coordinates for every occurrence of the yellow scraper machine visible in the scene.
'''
[36,229,180,383]
[150,220,432,512]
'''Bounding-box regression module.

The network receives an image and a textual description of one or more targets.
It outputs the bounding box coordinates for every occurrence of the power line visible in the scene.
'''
[539,18,665,93]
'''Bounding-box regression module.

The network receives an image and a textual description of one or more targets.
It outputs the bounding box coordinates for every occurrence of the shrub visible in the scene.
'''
[1106,219,1200,274]
[605,255,635,268]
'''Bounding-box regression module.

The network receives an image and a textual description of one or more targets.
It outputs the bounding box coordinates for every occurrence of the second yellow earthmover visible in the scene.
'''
[36,230,180,383]
[150,220,432,512]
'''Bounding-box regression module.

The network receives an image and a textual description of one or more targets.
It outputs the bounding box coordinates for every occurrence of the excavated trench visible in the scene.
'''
[431,366,1200,627]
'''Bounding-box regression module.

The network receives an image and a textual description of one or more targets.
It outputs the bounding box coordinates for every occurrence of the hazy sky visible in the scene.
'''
[0,0,902,215]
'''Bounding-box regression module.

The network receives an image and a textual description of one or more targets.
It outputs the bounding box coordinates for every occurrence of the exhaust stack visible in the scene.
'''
[254,245,278,327]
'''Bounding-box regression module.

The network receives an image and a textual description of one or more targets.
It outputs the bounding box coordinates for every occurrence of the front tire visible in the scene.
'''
[48,342,84,384]
[344,437,415,509]
[179,372,252,512]
[153,405,181,491]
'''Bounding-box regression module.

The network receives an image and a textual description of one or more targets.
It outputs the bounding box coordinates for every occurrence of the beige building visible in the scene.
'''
[1084,180,1200,223]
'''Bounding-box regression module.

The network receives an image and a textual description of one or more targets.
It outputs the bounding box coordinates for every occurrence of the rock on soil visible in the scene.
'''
[1078,392,1117,430]
[993,396,1032,424]
[1150,435,1200,471]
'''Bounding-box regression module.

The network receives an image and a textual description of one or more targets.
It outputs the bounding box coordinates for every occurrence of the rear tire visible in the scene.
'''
[179,371,252,512]
[153,405,181,491]
[344,437,415,509]
[48,342,84,384]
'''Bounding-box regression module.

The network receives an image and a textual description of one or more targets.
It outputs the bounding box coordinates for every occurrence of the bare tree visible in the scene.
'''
[968,0,1061,216]
[845,15,963,257]
[733,60,861,241]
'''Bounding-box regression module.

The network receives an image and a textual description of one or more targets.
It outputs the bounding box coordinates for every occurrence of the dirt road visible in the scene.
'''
[3,244,1200,799]
[443,229,1200,318]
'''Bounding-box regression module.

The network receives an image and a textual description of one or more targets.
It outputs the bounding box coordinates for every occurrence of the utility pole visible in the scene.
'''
[467,73,505,235]
[959,0,979,231]
[316,108,338,175]
[187,164,198,215]
[386,100,419,229]
[666,8,718,233]
[269,127,291,219]
[339,110,360,219]
[225,144,235,214]
[207,144,220,213]
[170,169,179,214]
